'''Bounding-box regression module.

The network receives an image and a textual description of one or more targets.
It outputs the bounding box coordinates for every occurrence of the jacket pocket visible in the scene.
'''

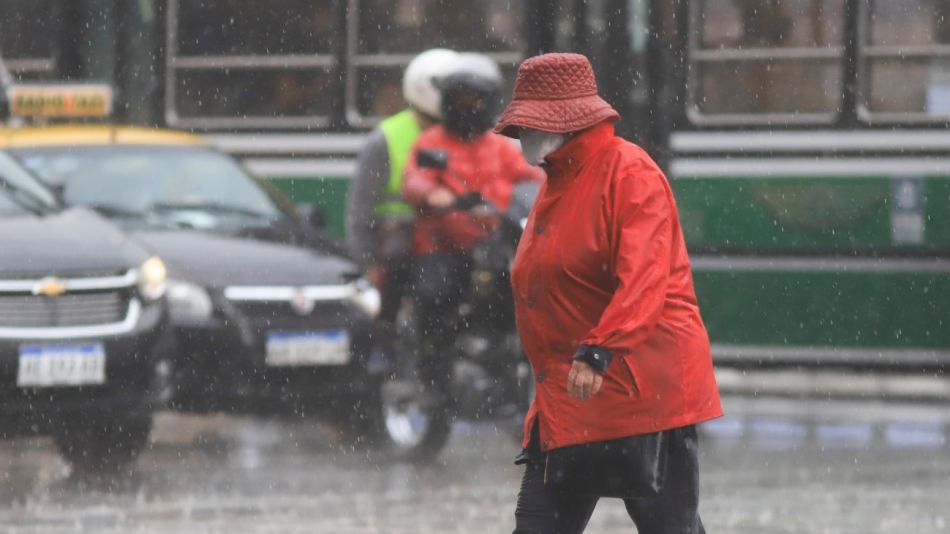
[619,355,641,398]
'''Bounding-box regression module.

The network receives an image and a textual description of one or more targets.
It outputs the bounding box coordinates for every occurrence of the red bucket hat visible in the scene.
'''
[494,53,619,139]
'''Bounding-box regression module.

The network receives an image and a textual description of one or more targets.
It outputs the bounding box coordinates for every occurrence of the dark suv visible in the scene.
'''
[0,149,169,471]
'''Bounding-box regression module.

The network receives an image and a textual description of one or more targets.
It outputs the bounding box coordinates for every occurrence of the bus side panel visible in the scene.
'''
[671,174,950,366]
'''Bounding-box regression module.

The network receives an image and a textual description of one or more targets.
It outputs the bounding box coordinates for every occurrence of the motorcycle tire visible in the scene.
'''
[373,374,452,463]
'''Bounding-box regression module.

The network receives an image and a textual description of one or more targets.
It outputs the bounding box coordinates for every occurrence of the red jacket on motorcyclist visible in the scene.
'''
[403,54,544,256]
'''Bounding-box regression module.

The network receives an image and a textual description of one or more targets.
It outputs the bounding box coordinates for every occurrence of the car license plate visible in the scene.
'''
[265,330,351,367]
[17,343,106,387]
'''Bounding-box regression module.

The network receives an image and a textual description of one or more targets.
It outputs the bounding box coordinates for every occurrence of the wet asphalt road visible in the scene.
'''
[0,395,948,533]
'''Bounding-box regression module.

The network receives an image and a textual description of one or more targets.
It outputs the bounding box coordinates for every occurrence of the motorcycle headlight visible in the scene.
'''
[348,279,381,318]
[138,256,167,301]
[166,279,214,322]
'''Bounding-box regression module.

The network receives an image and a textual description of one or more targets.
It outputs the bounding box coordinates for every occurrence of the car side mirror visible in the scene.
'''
[416,149,449,170]
[296,202,326,230]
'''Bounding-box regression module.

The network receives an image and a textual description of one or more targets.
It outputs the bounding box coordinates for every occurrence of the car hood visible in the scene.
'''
[132,230,359,288]
[0,207,147,276]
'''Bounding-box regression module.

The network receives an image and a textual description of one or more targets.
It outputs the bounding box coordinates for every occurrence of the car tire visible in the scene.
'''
[51,412,153,473]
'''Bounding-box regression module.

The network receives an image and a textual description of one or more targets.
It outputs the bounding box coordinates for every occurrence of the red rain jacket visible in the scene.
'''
[403,125,544,255]
[511,122,722,452]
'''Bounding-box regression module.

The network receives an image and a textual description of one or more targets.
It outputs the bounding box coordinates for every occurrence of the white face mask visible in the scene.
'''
[519,129,568,165]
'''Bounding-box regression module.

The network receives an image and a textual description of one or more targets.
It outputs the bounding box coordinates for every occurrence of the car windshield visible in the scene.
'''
[11,146,285,230]
[0,151,59,217]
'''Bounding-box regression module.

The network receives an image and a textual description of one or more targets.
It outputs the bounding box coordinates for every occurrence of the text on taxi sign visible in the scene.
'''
[6,85,113,118]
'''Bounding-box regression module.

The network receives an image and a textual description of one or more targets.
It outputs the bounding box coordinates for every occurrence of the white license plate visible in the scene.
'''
[17,343,106,387]
[265,330,351,367]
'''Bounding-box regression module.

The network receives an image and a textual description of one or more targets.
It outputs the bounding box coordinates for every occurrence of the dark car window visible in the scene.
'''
[0,151,59,217]
[13,146,287,230]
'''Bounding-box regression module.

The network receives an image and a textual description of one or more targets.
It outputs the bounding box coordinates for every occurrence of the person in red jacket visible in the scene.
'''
[402,53,544,397]
[495,53,722,533]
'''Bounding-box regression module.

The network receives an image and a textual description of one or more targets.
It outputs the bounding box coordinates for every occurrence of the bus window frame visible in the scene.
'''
[343,0,524,128]
[684,0,846,126]
[3,58,56,77]
[163,0,339,130]
[0,0,57,80]
[856,1,950,124]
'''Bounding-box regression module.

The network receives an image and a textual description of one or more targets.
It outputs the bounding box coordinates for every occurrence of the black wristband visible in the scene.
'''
[573,344,612,373]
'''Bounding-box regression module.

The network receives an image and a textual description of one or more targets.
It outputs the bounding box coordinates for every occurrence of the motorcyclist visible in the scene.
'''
[346,48,459,324]
[402,53,544,395]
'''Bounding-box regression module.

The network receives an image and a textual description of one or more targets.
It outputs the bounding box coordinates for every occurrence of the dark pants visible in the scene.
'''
[378,256,412,324]
[376,219,415,324]
[410,253,471,388]
[513,424,705,534]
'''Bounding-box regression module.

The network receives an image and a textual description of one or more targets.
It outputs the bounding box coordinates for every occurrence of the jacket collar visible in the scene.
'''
[542,121,615,181]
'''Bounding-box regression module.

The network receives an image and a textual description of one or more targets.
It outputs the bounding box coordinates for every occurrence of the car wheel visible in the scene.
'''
[51,412,153,473]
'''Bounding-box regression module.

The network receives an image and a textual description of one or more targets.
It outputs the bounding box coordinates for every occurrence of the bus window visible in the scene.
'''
[346,0,526,126]
[0,0,57,81]
[176,1,336,56]
[860,0,950,121]
[166,0,341,128]
[173,70,336,121]
[688,0,846,124]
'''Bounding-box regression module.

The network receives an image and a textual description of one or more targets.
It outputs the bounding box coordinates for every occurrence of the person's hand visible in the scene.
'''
[566,360,603,401]
[426,187,456,209]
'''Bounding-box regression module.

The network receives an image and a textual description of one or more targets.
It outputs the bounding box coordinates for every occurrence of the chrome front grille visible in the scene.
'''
[0,270,141,338]
[223,284,359,320]
[0,291,129,327]
[233,300,349,320]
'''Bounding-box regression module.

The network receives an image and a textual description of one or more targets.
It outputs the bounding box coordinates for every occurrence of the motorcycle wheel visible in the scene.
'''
[375,374,452,463]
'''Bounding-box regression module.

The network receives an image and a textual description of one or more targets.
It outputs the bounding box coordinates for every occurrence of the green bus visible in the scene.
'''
[2,0,948,369]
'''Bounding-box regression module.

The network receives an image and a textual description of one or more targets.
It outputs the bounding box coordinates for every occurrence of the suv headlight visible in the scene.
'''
[166,279,214,322]
[348,279,381,318]
[138,256,167,301]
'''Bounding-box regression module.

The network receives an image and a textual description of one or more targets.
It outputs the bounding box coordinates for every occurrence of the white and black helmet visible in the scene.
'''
[437,52,503,102]
[437,53,504,138]
[402,48,460,120]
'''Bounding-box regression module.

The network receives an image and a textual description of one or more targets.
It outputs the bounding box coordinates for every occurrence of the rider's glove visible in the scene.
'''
[455,191,485,210]
[573,344,612,374]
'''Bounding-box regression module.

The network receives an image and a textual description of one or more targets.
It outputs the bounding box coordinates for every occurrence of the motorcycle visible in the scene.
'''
[373,149,539,462]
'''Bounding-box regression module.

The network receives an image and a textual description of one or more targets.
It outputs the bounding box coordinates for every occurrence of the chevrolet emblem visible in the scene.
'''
[33,277,67,297]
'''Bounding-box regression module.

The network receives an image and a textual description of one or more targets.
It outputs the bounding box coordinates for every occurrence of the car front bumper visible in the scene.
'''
[0,300,169,433]
[169,298,383,416]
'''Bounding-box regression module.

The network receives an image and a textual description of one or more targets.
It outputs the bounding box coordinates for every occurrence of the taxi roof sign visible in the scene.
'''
[6,84,113,119]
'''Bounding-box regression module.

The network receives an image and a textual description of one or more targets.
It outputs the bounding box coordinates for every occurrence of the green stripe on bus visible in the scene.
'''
[672,176,950,250]
[694,269,949,350]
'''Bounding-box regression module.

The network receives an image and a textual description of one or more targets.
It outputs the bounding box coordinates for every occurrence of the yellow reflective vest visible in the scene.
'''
[375,109,420,217]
